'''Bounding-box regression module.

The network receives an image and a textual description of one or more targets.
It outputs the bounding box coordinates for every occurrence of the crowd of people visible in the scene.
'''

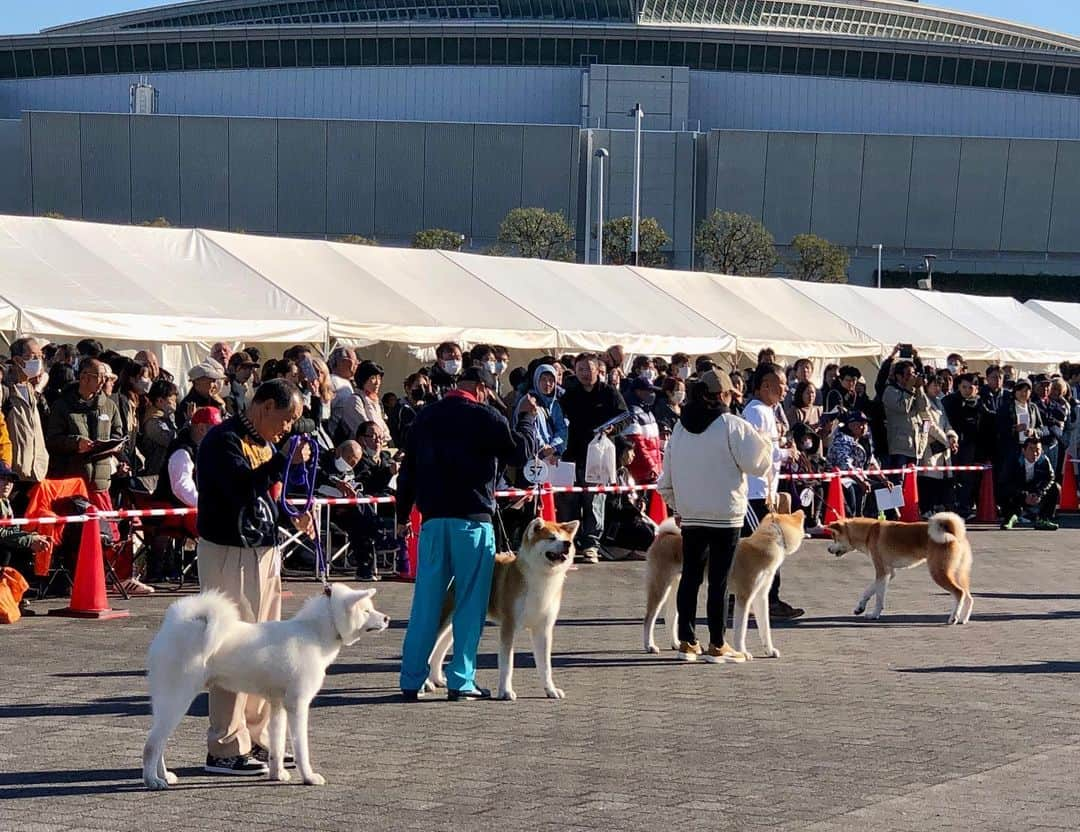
[2,335,1079,623]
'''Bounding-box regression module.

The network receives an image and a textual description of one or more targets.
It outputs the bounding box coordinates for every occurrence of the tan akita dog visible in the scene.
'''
[426,518,579,700]
[828,512,974,624]
[643,511,807,660]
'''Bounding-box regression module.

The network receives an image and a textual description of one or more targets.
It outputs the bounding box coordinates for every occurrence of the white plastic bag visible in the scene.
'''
[584,433,617,485]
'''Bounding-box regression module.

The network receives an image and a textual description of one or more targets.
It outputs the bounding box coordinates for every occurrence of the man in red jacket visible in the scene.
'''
[622,377,663,484]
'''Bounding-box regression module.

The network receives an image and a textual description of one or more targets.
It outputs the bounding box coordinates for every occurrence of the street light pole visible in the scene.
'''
[873,243,883,289]
[630,102,644,266]
[595,147,609,265]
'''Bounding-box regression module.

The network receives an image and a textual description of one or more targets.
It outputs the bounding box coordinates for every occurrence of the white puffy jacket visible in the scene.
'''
[657,409,773,528]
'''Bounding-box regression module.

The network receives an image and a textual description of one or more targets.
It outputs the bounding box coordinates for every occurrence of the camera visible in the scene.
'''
[898,343,913,359]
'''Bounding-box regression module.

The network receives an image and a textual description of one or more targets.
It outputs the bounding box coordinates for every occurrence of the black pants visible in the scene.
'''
[676,525,740,646]
[1002,484,1060,521]
[741,498,781,604]
[338,506,378,576]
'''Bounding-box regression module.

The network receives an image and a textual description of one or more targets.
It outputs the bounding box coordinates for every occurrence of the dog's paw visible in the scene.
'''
[645,643,660,655]
[765,647,781,659]
[269,768,291,782]
[853,604,865,616]
[144,776,171,791]
[165,771,178,786]
[864,611,881,620]
[741,651,754,662]
[545,687,565,700]
[303,773,326,786]
[495,688,517,701]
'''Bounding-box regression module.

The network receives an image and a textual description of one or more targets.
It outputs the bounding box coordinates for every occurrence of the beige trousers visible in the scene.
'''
[197,540,281,758]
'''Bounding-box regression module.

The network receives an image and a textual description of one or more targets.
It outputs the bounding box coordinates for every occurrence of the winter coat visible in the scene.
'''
[882,382,931,459]
[45,385,123,492]
[2,382,49,482]
[657,401,772,529]
[622,404,663,484]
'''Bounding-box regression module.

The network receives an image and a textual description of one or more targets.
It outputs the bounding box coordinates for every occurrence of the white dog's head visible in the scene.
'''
[328,585,390,646]
[519,517,579,570]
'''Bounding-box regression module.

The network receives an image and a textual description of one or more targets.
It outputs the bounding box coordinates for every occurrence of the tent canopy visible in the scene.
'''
[204,230,559,350]
[909,291,1080,367]
[630,267,881,360]
[0,216,325,343]
[1026,299,1080,342]
[785,283,998,362]
[444,252,736,356]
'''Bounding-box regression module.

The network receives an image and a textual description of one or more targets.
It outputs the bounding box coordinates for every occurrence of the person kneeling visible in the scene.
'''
[1000,437,1060,531]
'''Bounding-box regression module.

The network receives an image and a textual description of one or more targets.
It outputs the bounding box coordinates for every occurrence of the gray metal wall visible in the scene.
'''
[12,111,1080,284]
[8,65,1080,140]
[22,112,579,247]
[689,71,1080,139]
[0,67,582,125]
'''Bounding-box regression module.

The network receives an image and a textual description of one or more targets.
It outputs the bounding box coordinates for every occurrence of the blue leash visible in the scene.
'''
[280,433,327,584]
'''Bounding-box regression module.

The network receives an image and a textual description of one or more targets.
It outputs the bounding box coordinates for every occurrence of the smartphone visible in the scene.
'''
[299,357,317,381]
[898,344,913,359]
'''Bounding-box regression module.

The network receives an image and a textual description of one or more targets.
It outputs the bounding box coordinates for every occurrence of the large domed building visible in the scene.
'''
[2,0,1080,281]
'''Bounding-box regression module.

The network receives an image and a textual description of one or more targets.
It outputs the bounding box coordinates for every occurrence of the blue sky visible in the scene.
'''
[3,0,1079,35]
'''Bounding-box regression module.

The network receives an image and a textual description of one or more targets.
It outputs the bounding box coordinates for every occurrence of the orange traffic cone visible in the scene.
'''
[539,482,558,522]
[49,509,129,620]
[401,507,422,581]
[647,490,669,525]
[975,466,998,523]
[823,470,846,525]
[1060,453,1079,512]
[900,467,921,522]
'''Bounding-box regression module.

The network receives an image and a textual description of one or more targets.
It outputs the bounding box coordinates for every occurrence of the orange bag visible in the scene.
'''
[0,566,30,624]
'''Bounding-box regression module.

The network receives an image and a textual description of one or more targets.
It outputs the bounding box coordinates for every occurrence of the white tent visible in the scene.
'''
[629,267,881,362]
[1026,299,1080,342]
[204,230,558,350]
[785,282,998,362]
[444,252,736,356]
[908,290,1080,368]
[0,216,326,344]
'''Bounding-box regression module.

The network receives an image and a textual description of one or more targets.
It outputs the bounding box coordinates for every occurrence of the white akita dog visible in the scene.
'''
[142,584,389,790]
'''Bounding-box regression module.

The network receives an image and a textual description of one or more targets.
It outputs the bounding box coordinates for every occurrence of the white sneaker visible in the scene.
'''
[122,577,155,596]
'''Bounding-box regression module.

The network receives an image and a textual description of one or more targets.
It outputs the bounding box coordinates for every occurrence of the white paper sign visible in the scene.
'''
[549,461,577,488]
[874,487,905,511]
[523,458,551,484]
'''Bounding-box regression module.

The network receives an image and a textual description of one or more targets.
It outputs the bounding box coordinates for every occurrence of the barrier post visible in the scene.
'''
[49,508,129,620]
[900,466,921,523]
[975,466,998,523]
[1060,453,1079,512]
[823,470,846,525]
[647,489,669,525]
[539,483,558,522]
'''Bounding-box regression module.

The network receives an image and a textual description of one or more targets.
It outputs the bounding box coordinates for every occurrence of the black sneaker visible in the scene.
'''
[447,687,492,702]
[401,689,420,702]
[251,744,294,767]
[355,571,381,582]
[769,600,805,621]
[204,754,268,776]
[18,600,36,617]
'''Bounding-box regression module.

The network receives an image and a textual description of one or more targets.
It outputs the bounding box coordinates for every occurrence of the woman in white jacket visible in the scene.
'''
[657,370,772,663]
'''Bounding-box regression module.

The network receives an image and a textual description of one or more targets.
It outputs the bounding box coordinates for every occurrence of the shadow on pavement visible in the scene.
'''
[896,660,1080,675]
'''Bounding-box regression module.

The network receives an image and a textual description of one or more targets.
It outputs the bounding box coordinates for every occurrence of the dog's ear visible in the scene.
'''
[792,509,805,521]
[349,588,376,603]
[524,517,545,538]
[559,520,580,538]
[827,521,842,536]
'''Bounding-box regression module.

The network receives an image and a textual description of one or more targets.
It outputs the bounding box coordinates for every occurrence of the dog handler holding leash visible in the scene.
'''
[396,366,539,701]
[195,378,315,776]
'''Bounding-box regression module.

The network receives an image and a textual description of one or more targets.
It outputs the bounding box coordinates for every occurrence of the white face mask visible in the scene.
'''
[485,360,497,375]
[801,439,814,451]
[20,358,43,379]
[334,456,352,473]
[642,369,658,383]
[441,359,462,376]
[495,360,507,375]
[947,363,961,374]
[671,391,686,406]
[677,365,691,381]
[134,378,152,394]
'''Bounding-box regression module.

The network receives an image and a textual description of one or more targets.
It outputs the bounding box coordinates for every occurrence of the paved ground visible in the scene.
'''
[3,525,1080,831]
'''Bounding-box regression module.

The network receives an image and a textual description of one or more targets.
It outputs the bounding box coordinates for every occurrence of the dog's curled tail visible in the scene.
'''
[928,512,967,544]
[161,589,241,657]
[656,517,681,537]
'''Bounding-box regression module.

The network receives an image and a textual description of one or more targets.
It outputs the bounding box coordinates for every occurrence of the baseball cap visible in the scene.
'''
[228,350,258,369]
[630,376,661,393]
[840,410,868,425]
[0,461,16,481]
[459,366,489,386]
[190,406,223,427]
[700,369,734,395]
[188,358,226,382]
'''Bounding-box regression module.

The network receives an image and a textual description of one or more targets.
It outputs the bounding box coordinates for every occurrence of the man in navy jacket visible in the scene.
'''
[397,367,538,700]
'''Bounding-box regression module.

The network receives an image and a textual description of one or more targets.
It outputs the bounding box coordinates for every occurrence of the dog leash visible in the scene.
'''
[280,433,328,585]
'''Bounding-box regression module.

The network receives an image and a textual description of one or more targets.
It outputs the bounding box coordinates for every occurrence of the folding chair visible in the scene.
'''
[123,483,199,590]
[23,478,91,600]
